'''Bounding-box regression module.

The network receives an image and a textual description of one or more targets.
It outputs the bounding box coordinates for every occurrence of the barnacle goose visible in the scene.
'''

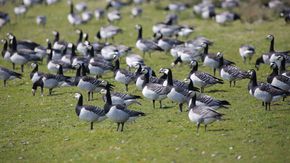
[107,10,121,23]
[135,24,163,57]
[47,48,73,73]
[14,5,27,17]
[74,93,107,130]
[239,45,255,64]
[215,11,240,25]
[102,91,142,106]
[7,33,40,51]
[188,60,224,93]
[88,53,114,78]
[154,32,184,52]
[267,62,290,92]
[114,58,139,91]
[266,34,290,54]
[94,8,105,20]
[131,7,142,18]
[52,31,67,51]
[75,29,87,55]
[248,69,287,110]
[96,25,122,42]
[67,1,82,25]
[160,68,195,112]
[221,0,240,9]
[42,65,73,95]
[0,66,22,87]
[141,67,170,108]
[102,83,145,132]
[105,0,132,10]
[36,15,46,27]
[277,56,290,77]
[188,93,224,133]
[164,2,189,13]
[219,54,249,87]
[126,54,144,70]
[0,11,10,28]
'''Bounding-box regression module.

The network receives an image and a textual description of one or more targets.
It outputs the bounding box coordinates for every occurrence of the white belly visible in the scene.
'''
[43,78,58,89]
[167,88,187,103]
[106,107,129,123]
[10,53,27,65]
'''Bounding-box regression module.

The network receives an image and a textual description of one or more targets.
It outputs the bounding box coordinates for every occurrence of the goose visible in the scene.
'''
[188,93,224,133]
[114,58,139,91]
[141,67,171,108]
[36,15,46,27]
[88,55,114,78]
[247,69,287,110]
[102,91,142,106]
[131,7,142,17]
[94,8,105,20]
[164,2,189,12]
[160,68,196,112]
[77,69,112,101]
[215,11,240,25]
[239,45,255,64]
[105,0,132,10]
[96,25,122,42]
[219,54,249,87]
[203,51,235,76]
[32,78,44,96]
[186,36,214,47]
[42,65,73,95]
[75,29,88,55]
[67,1,83,25]
[277,56,290,77]
[102,83,145,132]
[125,54,144,70]
[176,25,194,38]
[47,48,73,73]
[74,93,107,130]
[188,60,224,93]
[154,32,184,52]
[267,62,290,92]
[107,10,121,23]
[193,1,214,15]
[75,2,87,12]
[221,0,240,9]
[81,11,93,23]
[280,8,290,23]
[46,0,58,5]
[0,11,9,28]
[135,65,164,90]
[100,45,120,60]
[14,5,27,17]
[266,34,290,54]
[152,16,174,34]
[7,33,40,51]
[23,0,41,6]
[0,66,22,87]
[135,24,163,57]
[30,63,45,96]
[1,39,11,62]
[195,93,230,110]
[52,31,67,51]
[60,43,77,64]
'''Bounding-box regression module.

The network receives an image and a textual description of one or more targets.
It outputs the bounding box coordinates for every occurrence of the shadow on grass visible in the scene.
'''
[207,89,228,93]
[207,128,233,132]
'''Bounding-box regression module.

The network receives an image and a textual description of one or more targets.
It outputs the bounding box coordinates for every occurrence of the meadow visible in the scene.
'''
[0,0,290,162]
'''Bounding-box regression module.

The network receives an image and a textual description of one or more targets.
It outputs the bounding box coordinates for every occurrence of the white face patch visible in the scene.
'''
[74,93,81,99]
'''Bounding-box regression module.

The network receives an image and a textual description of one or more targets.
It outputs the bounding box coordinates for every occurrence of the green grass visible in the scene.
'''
[0,0,290,162]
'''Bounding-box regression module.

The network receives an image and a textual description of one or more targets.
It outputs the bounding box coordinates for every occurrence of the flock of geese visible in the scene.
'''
[0,0,290,133]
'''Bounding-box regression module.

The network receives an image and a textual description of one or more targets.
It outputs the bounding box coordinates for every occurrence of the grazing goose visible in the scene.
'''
[160,68,195,112]
[267,62,290,92]
[221,0,240,9]
[248,69,286,110]
[88,55,114,78]
[131,7,142,17]
[141,67,171,108]
[125,54,144,70]
[135,24,163,57]
[14,5,27,17]
[96,25,122,42]
[154,32,184,52]
[36,15,46,27]
[74,93,107,130]
[107,10,121,23]
[102,83,145,132]
[94,8,105,20]
[215,11,240,25]
[114,58,139,91]
[0,66,22,87]
[239,45,255,64]
[105,0,132,10]
[67,1,82,25]
[164,2,189,13]
[188,60,224,93]
[219,54,249,87]
[75,2,87,12]
[176,25,194,38]
[188,93,224,133]
[42,65,73,95]
[102,91,142,106]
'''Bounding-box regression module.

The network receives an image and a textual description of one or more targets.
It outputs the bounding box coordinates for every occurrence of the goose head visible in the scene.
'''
[135,24,142,30]
[74,92,82,99]
[266,34,274,41]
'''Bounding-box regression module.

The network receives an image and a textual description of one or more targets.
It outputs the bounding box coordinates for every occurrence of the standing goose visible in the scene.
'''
[219,54,249,87]
[278,56,290,78]
[141,67,171,108]
[114,58,139,91]
[188,60,224,93]
[67,1,82,25]
[0,66,22,87]
[102,91,142,106]
[96,25,122,42]
[248,69,286,111]
[154,32,184,52]
[266,34,290,66]
[135,65,164,90]
[107,10,121,23]
[266,34,290,54]
[267,62,290,92]
[102,83,145,132]
[188,93,224,133]
[125,54,144,70]
[30,63,44,96]
[239,45,255,64]
[74,93,107,130]
[135,24,163,57]
[47,48,73,73]
[160,68,196,112]
[131,7,142,18]
[52,31,67,51]
[75,29,87,55]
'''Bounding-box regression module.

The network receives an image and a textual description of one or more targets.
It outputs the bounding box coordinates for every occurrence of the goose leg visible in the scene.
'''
[205,125,207,132]
[125,84,128,92]
[88,92,90,101]
[196,123,200,133]
[213,68,216,76]
[268,103,271,111]
[49,88,52,95]
[3,80,6,87]
[90,122,94,130]
[121,123,124,132]
[152,100,155,109]
[91,92,94,101]
[178,103,183,112]
[12,63,15,70]
[117,123,120,131]
[40,86,44,96]
[229,81,232,87]
[159,101,162,108]
[200,87,204,93]
[265,102,267,111]
[243,57,246,64]
[262,102,264,106]
[233,81,236,87]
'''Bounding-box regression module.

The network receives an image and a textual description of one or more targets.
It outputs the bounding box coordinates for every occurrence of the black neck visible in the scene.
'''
[190,61,198,73]
[11,37,17,52]
[104,87,112,114]
[255,56,264,66]
[204,43,209,54]
[54,32,59,43]
[89,46,94,58]
[269,37,275,52]
[137,27,142,41]
[250,70,258,87]
[166,69,173,86]
[280,58,286,73]
[32,64,38,73]
[81,63,87,76]
[47,50,52,63]
[75,65,81,77]
[2,40,7,57]
[189,94,196,108]
[173,57,182,65]
[71,44,76,57]
[77,94,83,106]
[142,71,150,88]
[84,34,89,41]
[114,59,120,71]
[218,56,224,68]
[70,3,74,14]
[77,30,83,44]
[57,65,64,75]
[187,79,194,90]
[47,40,52,50]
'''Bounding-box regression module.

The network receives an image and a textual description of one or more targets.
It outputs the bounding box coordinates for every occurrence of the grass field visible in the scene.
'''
[0,0,290,162]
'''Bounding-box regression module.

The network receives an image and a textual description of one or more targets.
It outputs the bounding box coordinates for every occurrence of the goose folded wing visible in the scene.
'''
[147,83,171,95]
[84,105,106,115]
[195,72,223,84]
